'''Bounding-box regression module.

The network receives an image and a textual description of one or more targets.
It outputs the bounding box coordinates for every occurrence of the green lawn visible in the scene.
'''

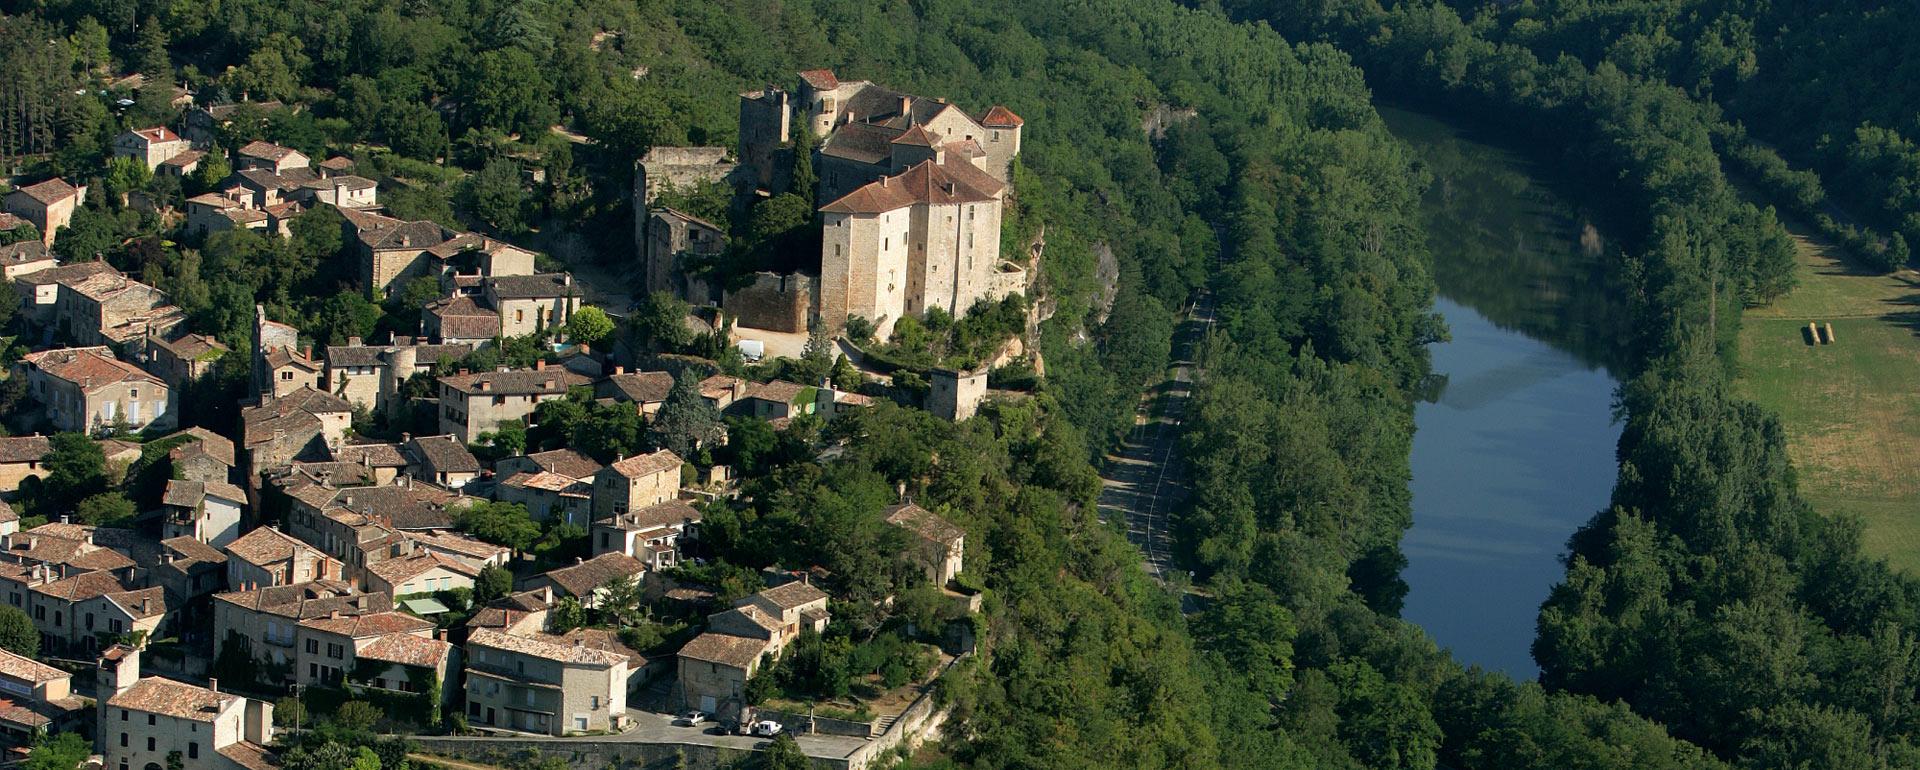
[1737,227,1920,572]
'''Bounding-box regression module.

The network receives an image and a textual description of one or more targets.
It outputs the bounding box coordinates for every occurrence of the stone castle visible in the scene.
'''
[638,69,1028,340]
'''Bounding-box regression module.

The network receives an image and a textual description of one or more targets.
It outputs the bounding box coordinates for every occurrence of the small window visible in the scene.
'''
[188,743,198,759]
[120,733,127,747]
[146,737,155,751]
[147,714,155,726]
[120,709,127,721]
[280,371,293,381]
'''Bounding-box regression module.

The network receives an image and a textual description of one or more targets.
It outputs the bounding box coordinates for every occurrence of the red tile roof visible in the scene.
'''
[20,347,162,391]
[819,159,1005,215]
[798,69,840,90]
[980,105,1024,127]
[11,178,80,206]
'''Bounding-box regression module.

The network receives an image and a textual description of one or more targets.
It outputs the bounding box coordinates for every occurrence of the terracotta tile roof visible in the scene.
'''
[297,610,433,638]
[366,551,478,587]
[15,261,115,287]
[162,479,246,508]
[211,580,378,619]
[263,346,320,372]
[798,68,839,90]
[11,178,79,206]
[360,219,454,251]
[980,105,1024,127]
[355,631,450,668]
[158,149,205,169]
[223,526,312,568]
[0,436,50,464]
[745,380,810,404]
[217,741,278,770]
[334,443,409,467]
[820,159,1005,215]
[160,536,227,564]
[204,100,286,120]
[819,122,896,165]
[0,648,66,684]
[470,627,628,666]
[0,501,15,525]
[884,502,964,545]
[892,124,937,147]
[599,372,674,404]
[163,427,237,468]
[606,449,682,479]
[324,484,460,530]
[439,368,589,396]
[152,333,228,361]
[406,530,508,562]
[0,241,49,266]
[699,375,745,400]
[524,449,603,479]
[486,273,575,299]
[20,522,87,541]
[676,632,767,670]
[110,677,231,721]
[318,156,355,170]
[755,581,828,610]
[407,435,479,473]
[65,548,136,572]
[127,127,182,144]
[601,499,702,532]
[20,347,162,391]
[103,586,167,619]
[424,295,500,339]
[299,174,376,191]
[541,553,645,598]
[560,627,645,667]
[241,387,350,446]
[30,571,128,603]
[0,213,24,231]
[237,141,300,163]
[500,470,589,495]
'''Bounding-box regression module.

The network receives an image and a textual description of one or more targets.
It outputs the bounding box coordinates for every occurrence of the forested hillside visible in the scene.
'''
[0,0,1895,767]
[1214,0,1920,767]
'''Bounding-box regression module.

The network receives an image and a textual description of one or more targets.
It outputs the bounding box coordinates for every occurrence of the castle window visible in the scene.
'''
[992,131,1001,143]
[834,245,841,257]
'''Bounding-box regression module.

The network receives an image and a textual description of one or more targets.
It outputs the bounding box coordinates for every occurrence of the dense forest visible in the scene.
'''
[4,0,1918,768]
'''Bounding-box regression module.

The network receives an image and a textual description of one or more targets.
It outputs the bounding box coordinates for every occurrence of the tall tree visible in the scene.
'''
[648,370,722,459]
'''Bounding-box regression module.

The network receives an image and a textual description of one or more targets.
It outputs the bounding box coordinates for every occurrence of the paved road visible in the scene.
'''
[1097,292,1216,580]
[417,710,869,763]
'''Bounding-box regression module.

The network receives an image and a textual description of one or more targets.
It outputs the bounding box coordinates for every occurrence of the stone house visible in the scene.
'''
[16,347,172,434]
[161,480,247,548]
[0,241,54,280]
[405,434,480,489]
[111,127,191,171]
[591,449,683,519]
[699,375,748,411]
[494,449,601,524]
[486,273,582,338]
[147,332,230,391]
[156,148,205,178]
[210,579,385,678]
[739,582,830,640]
[0,523,137,580]
[595,369,675,416]
[737,380,815,420]
[529,553,646,609]
[0,436,50,496]
[884,502,966,586]
[14,568,162,654]
[52,271,185,353]
[224,526,342,588]
[184,189,289,238]
[0,647,86,746]
[97,645,276,770]
[291,610,433,689]
[262,346,324,398]
[323,336,473,413]
[3,178,85,246]
[241,386,352,476]
[328,443,409,485]
[363,551,479,598]
[793,69,1023,199]
[641,207,727,301]
[279,478,463,584]
[591,499,701,571]
[15,261,118,328]
[464,628,629,735]
[420,295,500,346]
[436,364,591,443]
[235,141,309,174]
[160,427,237,485]
[149,536,228,631]
[676,580,829,717]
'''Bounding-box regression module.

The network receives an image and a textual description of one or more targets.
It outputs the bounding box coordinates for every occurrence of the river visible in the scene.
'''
[1381,106,1630,678]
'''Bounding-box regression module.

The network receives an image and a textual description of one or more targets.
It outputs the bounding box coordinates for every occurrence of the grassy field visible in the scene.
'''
[1736,224,1920,571]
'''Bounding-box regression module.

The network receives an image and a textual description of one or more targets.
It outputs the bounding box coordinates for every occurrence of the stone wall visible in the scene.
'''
[724,272,813,333]
[633,147,737,204]
[412,737,788,770]
[756,708,875,739]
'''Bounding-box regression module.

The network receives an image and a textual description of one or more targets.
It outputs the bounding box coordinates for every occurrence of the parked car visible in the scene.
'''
[752,720,783,737]
[678,710,708,726]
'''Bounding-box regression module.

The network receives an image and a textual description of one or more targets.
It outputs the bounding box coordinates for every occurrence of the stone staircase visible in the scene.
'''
[873,713,899,734]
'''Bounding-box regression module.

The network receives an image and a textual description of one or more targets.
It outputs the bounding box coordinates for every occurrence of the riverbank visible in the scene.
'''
[1736,214,1920,572]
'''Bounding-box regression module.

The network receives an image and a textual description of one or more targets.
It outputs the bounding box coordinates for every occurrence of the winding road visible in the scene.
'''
[1097,291,1216,581]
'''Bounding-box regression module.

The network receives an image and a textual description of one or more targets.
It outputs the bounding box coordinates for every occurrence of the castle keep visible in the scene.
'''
[640,69,1029,340]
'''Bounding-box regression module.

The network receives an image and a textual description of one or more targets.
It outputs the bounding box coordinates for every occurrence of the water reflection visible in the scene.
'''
[1384,107,1627,679]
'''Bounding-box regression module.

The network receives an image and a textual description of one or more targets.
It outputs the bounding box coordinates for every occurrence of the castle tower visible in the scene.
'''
[927,367,988,422]
[738,88,791,192]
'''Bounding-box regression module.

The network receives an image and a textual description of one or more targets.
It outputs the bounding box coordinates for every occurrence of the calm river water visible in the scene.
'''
[1381,107,1630,678]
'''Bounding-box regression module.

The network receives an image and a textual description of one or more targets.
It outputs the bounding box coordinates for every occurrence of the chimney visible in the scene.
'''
[575,557,584,565]
[900,95,911,115]
[331,610,342,620]
[302,344,312,360]
[207,677,217,693]
[478,380,491,392]
[401,432,411,443]
[613,365,624,375]
[535,359,545,371]
[348,336,362,347]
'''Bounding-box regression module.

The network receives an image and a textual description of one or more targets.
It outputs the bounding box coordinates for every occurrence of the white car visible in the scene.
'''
[678,710,708,726]
[751,720,783,737]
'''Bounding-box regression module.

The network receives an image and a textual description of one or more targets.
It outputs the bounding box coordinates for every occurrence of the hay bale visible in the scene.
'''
[1824,323,1836,344]
[1808,322,1820,346]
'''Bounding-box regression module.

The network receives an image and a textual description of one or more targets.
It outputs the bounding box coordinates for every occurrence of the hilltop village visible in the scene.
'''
[0,68,1025,769]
